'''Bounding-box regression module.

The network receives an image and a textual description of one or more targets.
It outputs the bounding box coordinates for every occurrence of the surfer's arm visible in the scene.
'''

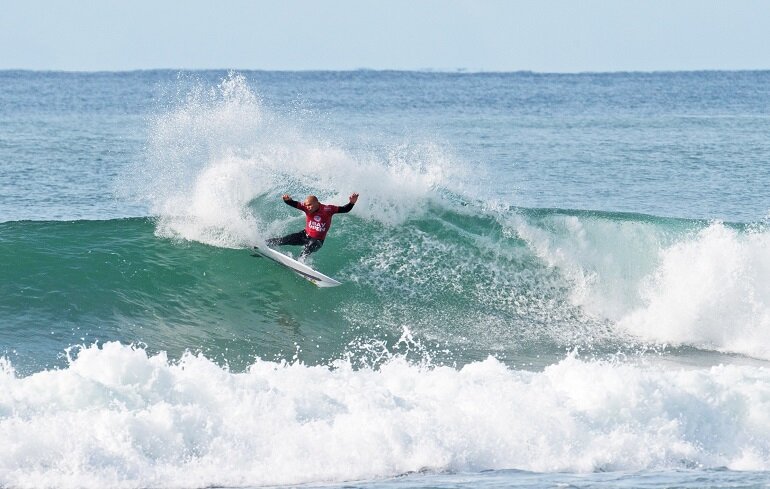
[337,192,359,213]
[337,202,355,213]
[282,195,301,209]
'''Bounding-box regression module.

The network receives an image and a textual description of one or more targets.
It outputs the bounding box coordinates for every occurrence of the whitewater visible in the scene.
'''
[1,70,770,488]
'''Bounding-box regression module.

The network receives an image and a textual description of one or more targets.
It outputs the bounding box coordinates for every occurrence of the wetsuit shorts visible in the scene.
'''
[266,230,324,257]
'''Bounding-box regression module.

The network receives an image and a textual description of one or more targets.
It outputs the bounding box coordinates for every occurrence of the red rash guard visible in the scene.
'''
[285,199,354,240]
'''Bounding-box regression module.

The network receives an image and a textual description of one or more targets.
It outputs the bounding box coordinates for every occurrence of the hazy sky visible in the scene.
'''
[2,0,769,72]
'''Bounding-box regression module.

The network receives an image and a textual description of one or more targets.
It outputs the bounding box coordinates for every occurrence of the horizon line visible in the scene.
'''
[2,67,770,76]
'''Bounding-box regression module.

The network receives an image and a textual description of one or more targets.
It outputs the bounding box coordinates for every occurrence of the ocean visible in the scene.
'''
[1,70,769,488]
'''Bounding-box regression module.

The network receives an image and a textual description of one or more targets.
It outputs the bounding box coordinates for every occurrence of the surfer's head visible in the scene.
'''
[304,195,320,213]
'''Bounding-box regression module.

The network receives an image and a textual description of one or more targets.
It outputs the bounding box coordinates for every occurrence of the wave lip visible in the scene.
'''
[120,72,465,250]
[2,343,770,488]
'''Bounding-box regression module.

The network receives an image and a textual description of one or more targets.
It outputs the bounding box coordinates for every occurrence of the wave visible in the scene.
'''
[4,72,769,371]
[2,208,770,372]
[1,342,769,489]
[114,73,768,358]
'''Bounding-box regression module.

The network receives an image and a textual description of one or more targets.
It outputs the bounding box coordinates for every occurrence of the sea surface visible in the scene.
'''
[1,70,770,488]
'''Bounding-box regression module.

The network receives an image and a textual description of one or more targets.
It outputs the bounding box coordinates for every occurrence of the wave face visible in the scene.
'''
[3,209,770,371]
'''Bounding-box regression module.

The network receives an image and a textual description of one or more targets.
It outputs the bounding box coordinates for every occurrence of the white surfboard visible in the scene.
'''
[251,244,342,288]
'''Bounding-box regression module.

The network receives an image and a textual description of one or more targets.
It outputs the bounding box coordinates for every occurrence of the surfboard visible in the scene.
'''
[251,244,342,288]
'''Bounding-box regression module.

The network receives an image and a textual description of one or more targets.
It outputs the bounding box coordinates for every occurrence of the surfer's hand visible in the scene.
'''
[349,193,359,204]
[282,194,291,201]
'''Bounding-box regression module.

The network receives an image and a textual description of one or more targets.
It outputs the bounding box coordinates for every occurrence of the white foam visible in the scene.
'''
[2,343,770,488]
[512,212,770,359]
[124,72,468,248]
[619,222,770,358]
[511,212,669,320]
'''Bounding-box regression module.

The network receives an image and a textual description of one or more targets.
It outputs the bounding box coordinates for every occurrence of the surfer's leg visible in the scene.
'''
[267,231,306,247]
[300,238,324,258]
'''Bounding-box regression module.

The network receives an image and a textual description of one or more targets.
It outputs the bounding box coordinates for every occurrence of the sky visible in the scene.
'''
[2,0,770,72]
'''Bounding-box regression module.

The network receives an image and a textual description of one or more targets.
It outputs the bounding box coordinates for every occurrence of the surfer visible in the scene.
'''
[266,193,359,258]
